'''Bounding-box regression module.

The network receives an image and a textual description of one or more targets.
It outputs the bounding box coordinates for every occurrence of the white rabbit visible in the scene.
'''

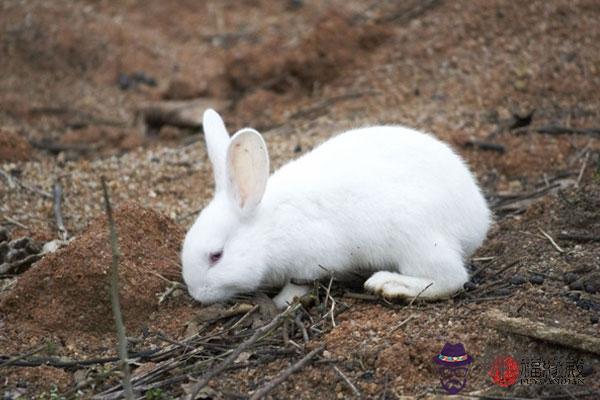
[182,109,491,308]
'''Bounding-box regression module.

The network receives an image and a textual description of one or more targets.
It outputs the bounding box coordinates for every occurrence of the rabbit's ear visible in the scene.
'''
[203,109,230,191]
[225,128,269,214]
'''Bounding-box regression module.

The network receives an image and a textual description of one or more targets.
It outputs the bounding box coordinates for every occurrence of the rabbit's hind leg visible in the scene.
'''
[364,248,468,300]
[364,271,437,298]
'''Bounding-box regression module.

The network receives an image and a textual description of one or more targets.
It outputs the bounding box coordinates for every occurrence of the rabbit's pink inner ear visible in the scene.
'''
[202,109,230,191]
[226,129,269,213]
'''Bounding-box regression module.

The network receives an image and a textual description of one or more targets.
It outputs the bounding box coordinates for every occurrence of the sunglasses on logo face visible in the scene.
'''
[438,366,469,379]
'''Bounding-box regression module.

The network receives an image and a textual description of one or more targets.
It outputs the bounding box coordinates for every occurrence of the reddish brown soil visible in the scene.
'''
[1,0,600,398]
[0,130,32,163]
[2,203,190,339]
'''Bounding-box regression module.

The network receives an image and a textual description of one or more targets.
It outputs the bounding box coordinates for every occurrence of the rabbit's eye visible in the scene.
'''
[208,251,223,266]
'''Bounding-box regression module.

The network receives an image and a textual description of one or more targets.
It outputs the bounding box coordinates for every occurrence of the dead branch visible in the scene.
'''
[101,177,134,400]
[491,179,574,213]
[0,348,160,368]
[0,344,46,368]
[557,233,600,243]
[536,126,600,136]
[249,345,324,400]
[53,182,69,241]
[463,140,506,154]
[186,303,301,400]
[486,309,600,355]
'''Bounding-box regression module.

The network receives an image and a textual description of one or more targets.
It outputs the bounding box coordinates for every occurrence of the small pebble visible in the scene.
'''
[584,283,597,294]
[131,71,157,87]
[294,144,302,153]
[564,272,578,283]
[361,370,374,380]
[590,315,599,324]
[117,73,131,90]
[510,275,527,285]
[569,281,584,291]
[576,299,591,311]
[463,281,476,291]
[529,274,544,285]
[581,364,594,377]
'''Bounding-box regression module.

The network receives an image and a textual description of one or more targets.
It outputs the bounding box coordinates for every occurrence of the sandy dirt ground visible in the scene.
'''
[1,0,600,398]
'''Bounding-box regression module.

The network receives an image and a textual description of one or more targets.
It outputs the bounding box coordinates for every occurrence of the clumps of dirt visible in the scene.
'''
[225,11,391,96]
[1,203,185,336]
[0,130,32,162]
[476,178,600,335]
[318,302,493,397]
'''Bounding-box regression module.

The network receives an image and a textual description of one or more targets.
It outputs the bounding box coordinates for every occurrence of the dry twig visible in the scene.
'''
[249,345,324,400]
[186,303,301,400]
[101,177,134,400]
[576,150,590,187]
[538,228,565,253]
[389,314,416,334]
[408,282,433,306]
[3,215,29,230]
[53,182,69,240]
[0,169,52,199]
[332,364,361,398]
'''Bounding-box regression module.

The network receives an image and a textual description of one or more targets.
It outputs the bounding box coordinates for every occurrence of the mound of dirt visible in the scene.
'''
[0,130,32,162]
[1,203,186,336]
[225,10,391,95]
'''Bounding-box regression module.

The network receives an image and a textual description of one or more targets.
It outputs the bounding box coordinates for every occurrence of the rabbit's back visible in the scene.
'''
[260,126,490,278]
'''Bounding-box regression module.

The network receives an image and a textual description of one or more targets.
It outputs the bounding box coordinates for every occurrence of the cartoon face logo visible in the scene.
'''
[433,342,473,394]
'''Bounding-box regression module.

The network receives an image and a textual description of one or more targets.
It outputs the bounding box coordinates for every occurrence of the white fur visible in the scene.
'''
[182,110,491,307]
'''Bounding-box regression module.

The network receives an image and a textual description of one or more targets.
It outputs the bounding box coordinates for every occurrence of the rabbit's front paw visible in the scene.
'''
[365,271,435,299]
[273,282,310,309]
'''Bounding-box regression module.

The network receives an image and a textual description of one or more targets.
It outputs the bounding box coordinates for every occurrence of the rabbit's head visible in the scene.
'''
[182,109,270,303]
